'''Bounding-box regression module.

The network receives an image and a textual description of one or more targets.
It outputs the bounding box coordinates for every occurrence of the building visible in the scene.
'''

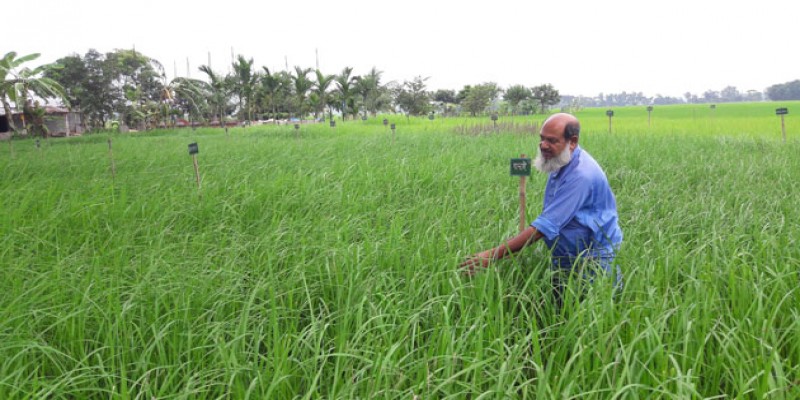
[0,106,83,139]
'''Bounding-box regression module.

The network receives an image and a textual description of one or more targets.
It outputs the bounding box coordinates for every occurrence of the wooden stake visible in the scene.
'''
[108,138,116,178]
[192,154,201,189]
[519,153,527,233]
[781,114,786,143]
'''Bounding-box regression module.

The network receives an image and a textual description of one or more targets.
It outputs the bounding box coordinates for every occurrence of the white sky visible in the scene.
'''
[9,0,800,98]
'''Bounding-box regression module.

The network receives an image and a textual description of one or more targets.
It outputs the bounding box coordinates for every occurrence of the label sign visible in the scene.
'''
[491,114,498,121]
[510,158,531,176]
[710,104,716,109]
[330,120,336,128]
[776,108,788,115]
[390,123,396,130]
[647,106,653,112]
[383,118,388,126]
[188,142,199,155]
[606,110,614,117]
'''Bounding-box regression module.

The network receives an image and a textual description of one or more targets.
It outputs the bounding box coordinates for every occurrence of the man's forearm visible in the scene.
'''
[490,226,543,260]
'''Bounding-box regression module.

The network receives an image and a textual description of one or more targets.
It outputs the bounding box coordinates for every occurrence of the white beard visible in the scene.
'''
[534,146,572,173]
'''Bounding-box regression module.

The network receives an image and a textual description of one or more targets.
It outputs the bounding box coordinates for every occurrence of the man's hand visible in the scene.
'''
[459,250,494,276]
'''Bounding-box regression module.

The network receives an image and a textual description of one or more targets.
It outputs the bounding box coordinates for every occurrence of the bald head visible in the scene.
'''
[542,113,581,141]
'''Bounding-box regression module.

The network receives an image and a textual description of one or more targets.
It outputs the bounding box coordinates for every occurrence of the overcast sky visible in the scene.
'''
[9,0,799,98]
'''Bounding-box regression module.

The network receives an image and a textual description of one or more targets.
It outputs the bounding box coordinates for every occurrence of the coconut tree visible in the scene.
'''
[1,51,68,135]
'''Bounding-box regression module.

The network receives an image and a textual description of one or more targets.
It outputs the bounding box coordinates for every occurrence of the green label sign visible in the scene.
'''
[776,108,788,115]
[188,142,199,155]
[510,158,531,176]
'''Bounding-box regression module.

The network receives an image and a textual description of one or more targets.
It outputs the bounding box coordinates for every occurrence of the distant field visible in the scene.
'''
[1,102,799,398]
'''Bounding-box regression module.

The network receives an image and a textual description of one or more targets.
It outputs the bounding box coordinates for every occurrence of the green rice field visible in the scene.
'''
[1,102,799,398]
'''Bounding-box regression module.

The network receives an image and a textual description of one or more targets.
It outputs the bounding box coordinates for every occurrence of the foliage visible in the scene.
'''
[503,84,531,115]
[44,49,163,129]
[231,55,256,122]
[461,82,500,116]
[334,67,357,120]
[313,69,335,120]
[257,67,292,123]
[393,76,431,116]
[291,67,314,119]
[766,79,800,101]
[198,64,231,126]
[432,89,456,104]
[531,83,560,113]
[1,51,67,135]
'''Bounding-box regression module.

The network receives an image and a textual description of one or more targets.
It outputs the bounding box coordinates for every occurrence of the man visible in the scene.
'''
[461,113,623,302]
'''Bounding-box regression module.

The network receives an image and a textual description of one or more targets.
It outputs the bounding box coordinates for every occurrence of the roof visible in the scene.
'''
[0,106,72,116]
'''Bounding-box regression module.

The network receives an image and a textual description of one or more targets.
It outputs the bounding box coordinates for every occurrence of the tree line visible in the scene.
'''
[2,49,563,133]
[3,48,799,135]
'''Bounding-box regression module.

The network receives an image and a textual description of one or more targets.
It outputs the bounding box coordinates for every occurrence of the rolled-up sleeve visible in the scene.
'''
[531,175,590,240]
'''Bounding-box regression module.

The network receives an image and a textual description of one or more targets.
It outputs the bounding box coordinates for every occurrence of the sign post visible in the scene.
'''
[776,107,789,142]
[390,123,396,144]
[108,138,116,178]
[647,106,653,128]
[330,119,336,128]
[606,110,614,134]
[188,142,201,189]
[491,113,498,130]
[510,155,532,233]
[294,123,300,138]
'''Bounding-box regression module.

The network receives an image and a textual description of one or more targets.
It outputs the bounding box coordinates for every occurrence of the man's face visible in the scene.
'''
[539,125,571,160]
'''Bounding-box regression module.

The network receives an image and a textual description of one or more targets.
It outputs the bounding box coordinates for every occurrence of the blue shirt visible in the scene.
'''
[531,146,623,270]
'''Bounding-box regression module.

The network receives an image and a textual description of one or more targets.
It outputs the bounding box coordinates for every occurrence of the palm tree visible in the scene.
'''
[334,67,356,120]
[232,55,256,123]
[1,51,67,135]
[313,69,335,120]
[357,67,384,117]
[198,65,229,127]
[259,67,285,124]
[291,66,314,120]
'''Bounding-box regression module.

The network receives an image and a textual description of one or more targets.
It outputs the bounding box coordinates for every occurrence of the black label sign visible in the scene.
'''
[188,142,199,155]
[606,110,614,117]
[776,108,788,115]
[510,158,532,176]
[390,123,396,130]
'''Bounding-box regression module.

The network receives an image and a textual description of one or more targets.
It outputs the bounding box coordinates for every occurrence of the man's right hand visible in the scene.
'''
[459,250,494,277]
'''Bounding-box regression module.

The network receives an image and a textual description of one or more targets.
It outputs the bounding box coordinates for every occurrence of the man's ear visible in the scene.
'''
[569,137,578,151]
